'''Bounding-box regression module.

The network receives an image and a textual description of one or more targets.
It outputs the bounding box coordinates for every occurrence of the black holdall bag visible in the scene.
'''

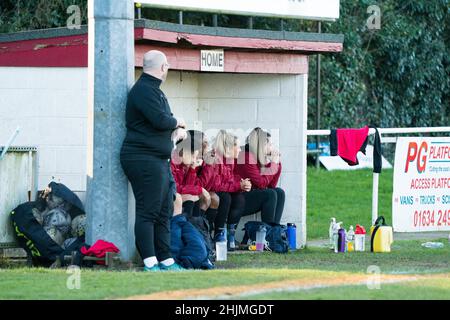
[10,182,87,267]
[10,202,64,266]
[241,221,289,254]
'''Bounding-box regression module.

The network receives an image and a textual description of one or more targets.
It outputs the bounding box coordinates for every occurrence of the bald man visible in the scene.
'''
[120,50,186,271]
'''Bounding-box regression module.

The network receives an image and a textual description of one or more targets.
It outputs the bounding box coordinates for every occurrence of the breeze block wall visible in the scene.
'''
[0,67,88,192]
[197,73,308,247]
[0,68,308,247]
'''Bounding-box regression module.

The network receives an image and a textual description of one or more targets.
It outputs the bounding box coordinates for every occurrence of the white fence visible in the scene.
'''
[307,126,450,224]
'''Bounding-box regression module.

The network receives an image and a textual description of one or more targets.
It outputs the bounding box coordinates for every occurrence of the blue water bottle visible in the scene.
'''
[287,223,297,250]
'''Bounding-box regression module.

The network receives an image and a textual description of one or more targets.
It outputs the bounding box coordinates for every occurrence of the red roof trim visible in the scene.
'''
[0,27,332,72]
[136,44,308,74]
[140,28,343,53]
[0,34,87,67]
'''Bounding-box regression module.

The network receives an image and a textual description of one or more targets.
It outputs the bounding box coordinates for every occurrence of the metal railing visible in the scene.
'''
[306,126,450,224]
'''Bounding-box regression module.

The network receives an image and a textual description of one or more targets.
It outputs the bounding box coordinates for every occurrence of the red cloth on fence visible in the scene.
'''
[331,126,369,166]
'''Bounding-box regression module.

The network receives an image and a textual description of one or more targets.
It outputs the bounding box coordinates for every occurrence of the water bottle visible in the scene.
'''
[355,224,366,252]
[337,225,346,253]
[347,225,355,252]
[215,229,227,261]
[255,225,267,252]
[329,218,336,250]
[421,242,444,249]
[227,224,237,251]
[332,222,341,253]
[287,223,297,250]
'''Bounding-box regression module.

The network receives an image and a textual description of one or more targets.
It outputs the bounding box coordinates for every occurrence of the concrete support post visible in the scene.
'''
[297,74,309,248]
[86,0,135,261]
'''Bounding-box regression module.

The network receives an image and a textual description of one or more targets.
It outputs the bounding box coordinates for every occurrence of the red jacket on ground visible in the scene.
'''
[199,155,242,193]
[81,240,120,265]
[170,153,203,196]
[236,150,282,189]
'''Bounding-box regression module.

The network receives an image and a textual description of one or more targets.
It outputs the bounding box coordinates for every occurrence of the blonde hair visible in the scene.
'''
[246,128,271,165]
[214,130,238,159]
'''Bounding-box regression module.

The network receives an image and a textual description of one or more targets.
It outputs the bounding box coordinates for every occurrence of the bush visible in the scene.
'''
[307,0,449,131]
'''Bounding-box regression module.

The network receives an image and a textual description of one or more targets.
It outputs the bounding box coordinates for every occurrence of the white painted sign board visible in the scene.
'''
[392,137,450,232]
[138,0,340,21]
[201,50,225,72]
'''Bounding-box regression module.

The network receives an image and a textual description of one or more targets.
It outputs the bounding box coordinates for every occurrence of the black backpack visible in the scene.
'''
[241,221,289,254]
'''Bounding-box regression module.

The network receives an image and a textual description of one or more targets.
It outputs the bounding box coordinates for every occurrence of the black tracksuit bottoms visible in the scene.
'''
[241,188,285,224]
[120,156,175,262]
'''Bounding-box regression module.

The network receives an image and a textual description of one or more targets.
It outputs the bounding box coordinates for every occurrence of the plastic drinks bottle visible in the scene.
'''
[256,226,267,252]
[332,222,341,253]
[337,226,346,253]
[287,223,297,250]
[227,224,237,251]
[329,218,336,250]
[347,226,355,252]
[215,229,228,261]
[355,224,366,252]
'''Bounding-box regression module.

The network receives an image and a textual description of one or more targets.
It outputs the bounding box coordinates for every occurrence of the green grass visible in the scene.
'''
[218,238,450,274]
[0,239,448,300]
[307,167,393,239]
[242,278,450,300]
[0,168,447,300]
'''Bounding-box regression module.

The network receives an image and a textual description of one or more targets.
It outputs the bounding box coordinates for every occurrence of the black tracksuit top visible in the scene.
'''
[121,73,178,160]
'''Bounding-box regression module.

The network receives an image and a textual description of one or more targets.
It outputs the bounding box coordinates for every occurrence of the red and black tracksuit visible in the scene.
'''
[235,146,285,225]
[330,125,382,173]
[170,152,204,218]
[170,156,203,197]
[171,148,285,234]
[198,156,245,235]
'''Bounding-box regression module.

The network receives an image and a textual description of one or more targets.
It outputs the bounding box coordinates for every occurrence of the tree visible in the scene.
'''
[1,0,448,131]
[0,0,87,33]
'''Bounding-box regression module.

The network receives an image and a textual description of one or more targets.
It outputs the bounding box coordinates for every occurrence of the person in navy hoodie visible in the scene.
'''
[170,192,214,270]
[199,130,251,249]
[235,128,285,225]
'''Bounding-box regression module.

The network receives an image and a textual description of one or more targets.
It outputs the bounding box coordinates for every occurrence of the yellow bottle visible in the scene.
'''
[347,242,354,252]
[347,225,355,252]
[370,216,393,253]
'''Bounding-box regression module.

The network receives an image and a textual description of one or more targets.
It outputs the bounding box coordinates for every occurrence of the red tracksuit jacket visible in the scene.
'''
[170,153,203,196]
[198,155,242,193]
[236,151,282,189]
